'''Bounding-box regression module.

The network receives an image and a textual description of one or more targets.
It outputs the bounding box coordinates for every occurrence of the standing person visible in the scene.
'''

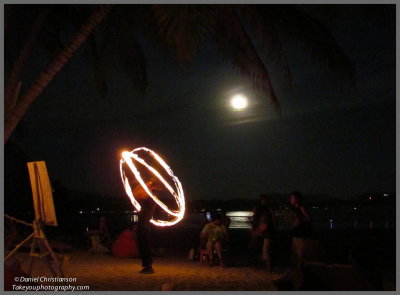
[134,178,163,274]
[289,191,311,268]
[200,212,228,267]
[252,195,276,272]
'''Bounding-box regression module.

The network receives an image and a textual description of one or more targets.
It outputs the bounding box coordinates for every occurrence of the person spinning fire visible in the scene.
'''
[132,177,163,274]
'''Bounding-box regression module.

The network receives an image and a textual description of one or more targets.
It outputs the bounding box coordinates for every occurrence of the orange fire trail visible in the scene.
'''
[120,147,185,226]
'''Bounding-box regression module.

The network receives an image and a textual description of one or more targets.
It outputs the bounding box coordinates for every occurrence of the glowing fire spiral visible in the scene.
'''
[120,147,185,226]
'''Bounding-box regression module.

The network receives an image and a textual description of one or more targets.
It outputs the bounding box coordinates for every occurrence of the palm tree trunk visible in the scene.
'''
[4,4,113,144]
[4,6,52,116]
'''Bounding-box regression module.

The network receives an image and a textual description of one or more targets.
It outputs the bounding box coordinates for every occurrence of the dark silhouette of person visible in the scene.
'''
[133,177,163,274]
[252,194,276,272]
[220,209,231,229]
[289,191,311,268]
[98,216,111,247]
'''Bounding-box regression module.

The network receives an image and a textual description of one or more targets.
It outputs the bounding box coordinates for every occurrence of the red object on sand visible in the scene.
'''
[111,229,139,259]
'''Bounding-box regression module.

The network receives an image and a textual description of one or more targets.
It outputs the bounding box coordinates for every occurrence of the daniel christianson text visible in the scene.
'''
[15,276,77,283]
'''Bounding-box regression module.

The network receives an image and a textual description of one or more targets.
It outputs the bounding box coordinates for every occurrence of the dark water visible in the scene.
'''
[39,207,395,270]
[224,209,395,230]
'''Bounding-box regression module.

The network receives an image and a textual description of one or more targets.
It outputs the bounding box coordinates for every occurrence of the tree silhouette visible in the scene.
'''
[5,4,360,143]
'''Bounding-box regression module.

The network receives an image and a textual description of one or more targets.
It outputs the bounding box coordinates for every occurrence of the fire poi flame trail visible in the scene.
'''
[120,147,185,226]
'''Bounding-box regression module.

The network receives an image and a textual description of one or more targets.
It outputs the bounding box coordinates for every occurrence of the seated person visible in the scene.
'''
[200,212,228,267]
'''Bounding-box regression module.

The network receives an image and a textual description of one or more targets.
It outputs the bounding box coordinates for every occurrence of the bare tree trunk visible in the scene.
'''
[4,4,113,144]
[4,6,51,115]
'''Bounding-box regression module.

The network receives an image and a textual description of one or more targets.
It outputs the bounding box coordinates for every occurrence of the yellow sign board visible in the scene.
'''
[27,161,57,226]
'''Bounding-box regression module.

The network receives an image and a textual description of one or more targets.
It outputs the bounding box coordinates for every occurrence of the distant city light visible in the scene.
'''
[230,94,248,110]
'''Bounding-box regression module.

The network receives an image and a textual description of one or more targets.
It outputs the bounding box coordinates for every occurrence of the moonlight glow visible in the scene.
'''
[120,147,185,227]
[230,94,248,110]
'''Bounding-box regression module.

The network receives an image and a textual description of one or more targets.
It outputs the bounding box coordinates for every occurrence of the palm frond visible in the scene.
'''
[96,5,148,95]
[151,4,217,64]
[5,5,40,77]
[4,5,20,32]
[239,5,293,88]
[258,5,356,87]
[214,5,281,114]
[316,4,394,24]
[5,5,52,112]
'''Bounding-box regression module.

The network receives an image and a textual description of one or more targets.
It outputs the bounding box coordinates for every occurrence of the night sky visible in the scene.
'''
[9,5,396,201]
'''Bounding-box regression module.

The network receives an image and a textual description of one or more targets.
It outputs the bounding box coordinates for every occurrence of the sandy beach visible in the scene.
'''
[11,251,277,291]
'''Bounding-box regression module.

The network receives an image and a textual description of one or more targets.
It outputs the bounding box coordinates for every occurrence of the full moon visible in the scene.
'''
[230,94,248,110]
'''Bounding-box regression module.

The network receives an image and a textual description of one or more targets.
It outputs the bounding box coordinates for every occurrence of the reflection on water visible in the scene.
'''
[226,211,253,228]
[224,211,395,230]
